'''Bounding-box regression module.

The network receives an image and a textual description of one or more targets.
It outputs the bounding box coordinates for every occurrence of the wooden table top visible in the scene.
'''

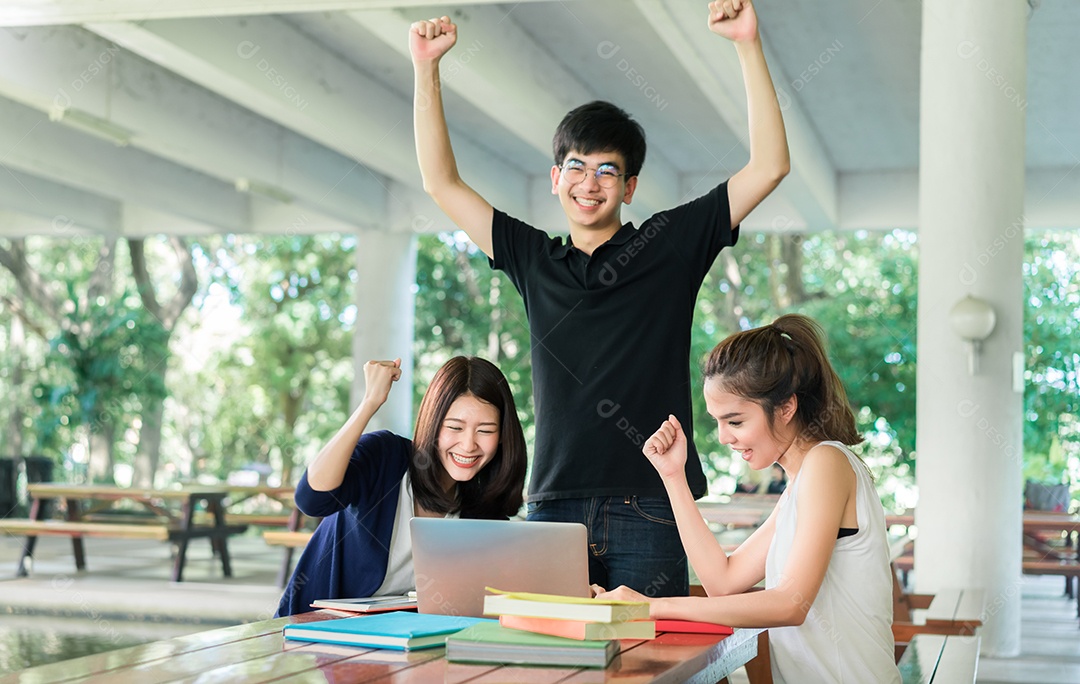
[27,483,297,502]
[1021,511,1080,533]
[4,612,761,684]
[27,483,231,501]
[698,494,780,529]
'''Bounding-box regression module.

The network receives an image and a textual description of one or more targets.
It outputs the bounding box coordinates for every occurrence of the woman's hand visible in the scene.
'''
[361,359,402,409]
[643,414,689,483]
[594,585,650,603]
[409,16,457,64]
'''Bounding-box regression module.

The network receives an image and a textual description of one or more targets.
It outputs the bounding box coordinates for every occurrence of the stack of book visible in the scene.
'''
[283,612,489,651]
[445,588,654,668]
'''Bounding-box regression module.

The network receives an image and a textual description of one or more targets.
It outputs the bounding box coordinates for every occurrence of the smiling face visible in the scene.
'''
[550,149,637,234]
[704,377,797,471]
[435,393,501,492]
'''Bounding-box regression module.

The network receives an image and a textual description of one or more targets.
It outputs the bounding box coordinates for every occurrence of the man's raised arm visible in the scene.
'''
[710,0,790,228]
[411,17,495,258]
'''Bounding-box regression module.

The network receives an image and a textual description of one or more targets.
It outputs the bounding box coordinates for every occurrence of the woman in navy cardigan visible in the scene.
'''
[275,356,527,616]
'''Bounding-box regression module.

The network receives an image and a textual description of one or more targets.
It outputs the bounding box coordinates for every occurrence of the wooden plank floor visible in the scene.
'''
[976,575,1080,684]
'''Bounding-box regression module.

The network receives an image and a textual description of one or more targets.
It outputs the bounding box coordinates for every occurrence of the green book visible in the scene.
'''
[446,622,619,668]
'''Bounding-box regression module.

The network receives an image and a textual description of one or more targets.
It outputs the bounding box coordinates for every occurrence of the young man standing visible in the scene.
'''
[411,0,789,597]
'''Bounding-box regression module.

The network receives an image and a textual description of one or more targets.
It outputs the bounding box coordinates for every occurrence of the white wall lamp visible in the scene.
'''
[949,295,997,375]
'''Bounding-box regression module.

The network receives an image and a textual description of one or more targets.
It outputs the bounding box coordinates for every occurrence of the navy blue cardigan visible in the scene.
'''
[275,430,411,617]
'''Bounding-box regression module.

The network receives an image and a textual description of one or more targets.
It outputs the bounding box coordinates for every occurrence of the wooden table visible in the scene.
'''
[698,493,780,529]
[12,483,248,582]
[2,612,763,683]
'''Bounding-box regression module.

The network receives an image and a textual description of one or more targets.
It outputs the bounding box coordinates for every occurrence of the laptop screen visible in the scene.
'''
[410,518,590,618]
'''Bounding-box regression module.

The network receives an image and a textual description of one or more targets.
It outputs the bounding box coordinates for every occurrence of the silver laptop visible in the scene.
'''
[410,518,591,618]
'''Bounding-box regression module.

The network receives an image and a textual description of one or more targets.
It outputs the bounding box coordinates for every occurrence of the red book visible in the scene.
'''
[654,619,734,635]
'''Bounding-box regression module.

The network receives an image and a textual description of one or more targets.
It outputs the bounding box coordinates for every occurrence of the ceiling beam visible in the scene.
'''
[0,0,566,27]
[839,168,1080,233]
[85,15,530,219]
[0,168,121,235]
[0,97,352,236]
[0,25,385,229]
[348,6,682,218]
[635,0,838,230]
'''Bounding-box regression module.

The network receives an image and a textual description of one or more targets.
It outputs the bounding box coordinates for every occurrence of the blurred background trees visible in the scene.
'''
[1,228,1076,508]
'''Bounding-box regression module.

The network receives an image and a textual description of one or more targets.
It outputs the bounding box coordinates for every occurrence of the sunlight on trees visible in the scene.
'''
[0,230,1077,512]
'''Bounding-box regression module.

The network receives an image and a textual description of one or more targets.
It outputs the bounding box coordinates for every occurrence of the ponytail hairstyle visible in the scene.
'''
[409,356,527,519]
[703,314,862,446]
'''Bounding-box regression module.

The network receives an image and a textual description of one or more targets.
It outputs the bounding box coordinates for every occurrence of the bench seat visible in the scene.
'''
[263,531,314,547]
[263,530,315,588]
[1022,559,1080,616]
[0,519,169,540]
[898,634,980,683]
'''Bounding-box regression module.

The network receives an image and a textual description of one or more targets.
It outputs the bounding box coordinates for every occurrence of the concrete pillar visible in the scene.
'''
[915,0,1027,657]
[352,229,417,436]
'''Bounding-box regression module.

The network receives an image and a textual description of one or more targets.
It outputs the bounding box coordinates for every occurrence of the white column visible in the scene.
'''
[352,229,417,436]
[916,0,1026,657]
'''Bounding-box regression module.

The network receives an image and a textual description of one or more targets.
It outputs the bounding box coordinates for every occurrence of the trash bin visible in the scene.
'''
[0,457,15,517]
[23,455,55,518]
[24,455,54,485]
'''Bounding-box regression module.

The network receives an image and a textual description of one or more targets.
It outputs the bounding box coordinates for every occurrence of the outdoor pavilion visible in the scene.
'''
[0,0,1076,659]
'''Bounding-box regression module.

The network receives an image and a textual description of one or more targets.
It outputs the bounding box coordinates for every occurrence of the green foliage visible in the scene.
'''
[31,290,169,469]
[414,232,534,443]
[690,231,917,504]
[180,234,356,481]
[2,227,1077,501]
[1023,231,1080,486]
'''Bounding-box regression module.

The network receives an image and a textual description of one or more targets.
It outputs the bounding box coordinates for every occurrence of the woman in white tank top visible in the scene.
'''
[596,314,901,683]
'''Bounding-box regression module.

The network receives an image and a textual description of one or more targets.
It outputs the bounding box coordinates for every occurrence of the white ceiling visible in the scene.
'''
[0,0,1076,238]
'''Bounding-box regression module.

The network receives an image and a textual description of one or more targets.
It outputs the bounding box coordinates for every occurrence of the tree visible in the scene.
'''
[202,234,357,485]
[1024,231,1080,490]
[128,237,198,486]
[414,232,534,440]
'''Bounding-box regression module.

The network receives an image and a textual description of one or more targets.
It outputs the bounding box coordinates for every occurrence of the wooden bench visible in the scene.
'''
[263,530,314,588]
[889,539,985,645]
[1022,559,1080,616]
[191,512,295,527]
[898,634,980,683]
[0,519,169,575]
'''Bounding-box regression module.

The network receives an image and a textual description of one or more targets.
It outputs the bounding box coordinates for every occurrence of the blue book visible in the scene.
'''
[283,612,492,651]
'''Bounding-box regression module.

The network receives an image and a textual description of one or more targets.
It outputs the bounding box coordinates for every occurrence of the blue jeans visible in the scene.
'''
[526,496,689,597]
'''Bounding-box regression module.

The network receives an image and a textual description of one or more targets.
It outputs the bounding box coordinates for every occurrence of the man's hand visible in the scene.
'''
[708,0,759,44]
[410,16,457,63]
[642,414,689,482]
[361,358,402,409]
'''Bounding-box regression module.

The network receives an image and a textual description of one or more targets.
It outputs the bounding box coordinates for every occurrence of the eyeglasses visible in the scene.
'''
[559,161,626,188]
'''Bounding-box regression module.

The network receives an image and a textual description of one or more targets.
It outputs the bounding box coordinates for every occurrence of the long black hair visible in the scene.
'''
[704,314,862,446]
[409,356,527,518]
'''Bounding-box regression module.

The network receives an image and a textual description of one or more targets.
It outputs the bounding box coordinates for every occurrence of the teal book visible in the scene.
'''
[446,622,619,668]
[283,612,492,651]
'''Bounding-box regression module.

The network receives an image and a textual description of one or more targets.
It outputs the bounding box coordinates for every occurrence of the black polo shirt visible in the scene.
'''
[491,182,738,501]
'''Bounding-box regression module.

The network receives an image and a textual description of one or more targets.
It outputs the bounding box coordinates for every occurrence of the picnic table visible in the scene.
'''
[698,493,780,529]
[6,611,765,683]
[1,483,249,582]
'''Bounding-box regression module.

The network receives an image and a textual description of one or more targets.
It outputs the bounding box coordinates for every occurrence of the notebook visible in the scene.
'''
[410,518,590,618]
[282,611,488,651]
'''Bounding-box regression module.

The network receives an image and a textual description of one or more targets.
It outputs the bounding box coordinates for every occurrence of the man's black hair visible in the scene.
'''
[552,101,647,178]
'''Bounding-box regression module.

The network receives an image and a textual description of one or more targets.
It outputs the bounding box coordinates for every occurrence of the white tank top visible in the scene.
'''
[765,442,901,684]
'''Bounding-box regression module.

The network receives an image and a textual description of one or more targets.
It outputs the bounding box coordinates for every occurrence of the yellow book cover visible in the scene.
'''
[483,587,650,623]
